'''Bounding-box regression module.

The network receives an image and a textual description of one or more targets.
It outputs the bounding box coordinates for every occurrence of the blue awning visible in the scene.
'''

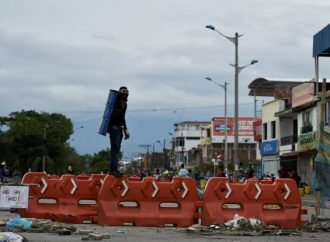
[313,24,330,57]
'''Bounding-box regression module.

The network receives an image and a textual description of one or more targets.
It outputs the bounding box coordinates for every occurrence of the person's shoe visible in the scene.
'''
[109,170,123,177]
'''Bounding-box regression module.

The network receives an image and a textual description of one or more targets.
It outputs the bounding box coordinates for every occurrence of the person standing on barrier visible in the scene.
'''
[108,86,130,177]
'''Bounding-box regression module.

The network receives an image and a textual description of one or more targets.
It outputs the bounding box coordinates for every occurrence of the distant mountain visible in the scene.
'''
[68,105,255,158]
[69,114,180,158]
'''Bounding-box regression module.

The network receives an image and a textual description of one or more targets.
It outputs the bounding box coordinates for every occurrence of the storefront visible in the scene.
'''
[260,140,280,176]
[297,131,316,185]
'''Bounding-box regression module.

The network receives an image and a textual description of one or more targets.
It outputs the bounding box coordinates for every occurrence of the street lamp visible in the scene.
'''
[206,24,258,178]
[205,77,228,172]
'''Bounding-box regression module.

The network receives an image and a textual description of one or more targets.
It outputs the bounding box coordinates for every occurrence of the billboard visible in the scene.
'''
[212,116,255,143]
[292,82,315,108]
[253,118,262,141]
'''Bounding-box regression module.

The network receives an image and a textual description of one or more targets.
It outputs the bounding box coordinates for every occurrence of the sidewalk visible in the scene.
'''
[301,193,330,219]
[301,193,330,207]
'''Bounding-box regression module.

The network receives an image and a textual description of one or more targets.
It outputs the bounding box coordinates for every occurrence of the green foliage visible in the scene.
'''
[0,110,73,174]
[89,149,111,174]
[196,163,214,174]
[0,110,127,177]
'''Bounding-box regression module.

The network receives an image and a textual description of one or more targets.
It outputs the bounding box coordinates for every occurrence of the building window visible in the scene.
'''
[263,123,267,140]
[206,128,211,138]
[271,121,276,139]
[301,110,313,133]
[302,110,312,127]
[175,137,184,147]
[186,137,200,140]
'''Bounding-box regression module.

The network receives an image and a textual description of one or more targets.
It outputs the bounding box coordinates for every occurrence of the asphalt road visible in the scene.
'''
[0,208,329,242]
[16,226,330,242]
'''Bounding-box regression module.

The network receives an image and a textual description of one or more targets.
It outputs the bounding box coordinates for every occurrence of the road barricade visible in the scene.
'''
[96,176,199,227]
[201,177,303,228]
[17,172,106,223]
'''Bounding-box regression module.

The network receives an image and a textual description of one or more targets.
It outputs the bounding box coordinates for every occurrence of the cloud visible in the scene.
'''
[1,0,330,154]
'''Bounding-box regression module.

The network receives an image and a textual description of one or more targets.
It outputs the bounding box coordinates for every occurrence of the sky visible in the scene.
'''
[1,0,330,157]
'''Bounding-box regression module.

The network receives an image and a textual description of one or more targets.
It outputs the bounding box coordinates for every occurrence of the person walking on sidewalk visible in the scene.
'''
[108,86,130,177]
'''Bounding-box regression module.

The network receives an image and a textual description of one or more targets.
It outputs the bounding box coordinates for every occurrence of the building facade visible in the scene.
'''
[173,121,210,168]
[172,118,258,172]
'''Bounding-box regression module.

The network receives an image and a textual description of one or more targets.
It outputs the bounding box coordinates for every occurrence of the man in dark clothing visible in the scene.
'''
[278,166,288,178]
[108,86,130,177]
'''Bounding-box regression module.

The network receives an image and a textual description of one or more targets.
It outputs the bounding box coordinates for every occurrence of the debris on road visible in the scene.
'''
[0,214,114,240]
[185,214,302,236]
[0,232,26,242]
[300,214,330,232]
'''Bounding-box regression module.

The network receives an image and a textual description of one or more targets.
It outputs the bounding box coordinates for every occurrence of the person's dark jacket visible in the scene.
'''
[108,93,127,130]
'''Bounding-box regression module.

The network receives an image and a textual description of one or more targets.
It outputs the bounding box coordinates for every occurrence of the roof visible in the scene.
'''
[248,77,307,97]
[313,24,330,57]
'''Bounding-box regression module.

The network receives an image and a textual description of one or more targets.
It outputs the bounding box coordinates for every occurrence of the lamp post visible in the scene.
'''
[205,24,258,178]
[168,132,174,168]
[205,77,228,172]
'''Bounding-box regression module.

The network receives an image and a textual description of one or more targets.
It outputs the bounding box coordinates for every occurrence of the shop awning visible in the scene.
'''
[313,24,330,57]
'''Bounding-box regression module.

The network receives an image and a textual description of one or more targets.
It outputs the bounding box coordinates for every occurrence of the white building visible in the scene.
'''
[173,121,210,168]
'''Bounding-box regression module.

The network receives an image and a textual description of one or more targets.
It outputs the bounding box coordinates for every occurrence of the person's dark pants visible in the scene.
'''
[109,126,123,173]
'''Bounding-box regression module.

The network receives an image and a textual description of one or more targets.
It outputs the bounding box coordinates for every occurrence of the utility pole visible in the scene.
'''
[139,144,151,170]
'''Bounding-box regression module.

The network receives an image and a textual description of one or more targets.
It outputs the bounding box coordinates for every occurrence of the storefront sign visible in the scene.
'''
[298,131,316,151]
[260,140,279,155]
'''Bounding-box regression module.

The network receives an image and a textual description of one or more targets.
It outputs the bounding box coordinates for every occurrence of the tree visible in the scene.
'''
[89,149,123,174]
[0,110,73,174]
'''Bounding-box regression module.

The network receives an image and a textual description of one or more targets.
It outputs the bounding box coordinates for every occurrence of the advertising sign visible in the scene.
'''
[0,186,29,208]
[212,116,255,142]
[253,118,262,141]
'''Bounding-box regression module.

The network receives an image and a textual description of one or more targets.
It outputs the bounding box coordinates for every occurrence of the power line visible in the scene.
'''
[60,102,255,114]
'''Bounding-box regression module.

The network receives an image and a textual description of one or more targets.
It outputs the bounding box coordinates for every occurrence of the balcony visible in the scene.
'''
[301,125,313,134]
[280,135,298,146]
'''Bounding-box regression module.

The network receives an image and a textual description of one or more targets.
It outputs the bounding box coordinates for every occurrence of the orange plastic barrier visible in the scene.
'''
[201,177,303,228]
[17,173,305,228]
[96,176,199,227]
[17,172,106,223]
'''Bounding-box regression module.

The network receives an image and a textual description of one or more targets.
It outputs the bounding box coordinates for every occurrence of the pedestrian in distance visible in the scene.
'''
[216,167,226,177]
[0,161,5,183]
[278,166,289,178]
[67,165,74,175]
[108,86,130,177]
[178,163,189,177]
